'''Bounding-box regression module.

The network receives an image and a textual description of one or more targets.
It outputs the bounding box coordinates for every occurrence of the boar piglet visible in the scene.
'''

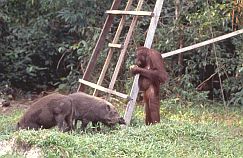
[16,93,73,132]
[68,92,125,131]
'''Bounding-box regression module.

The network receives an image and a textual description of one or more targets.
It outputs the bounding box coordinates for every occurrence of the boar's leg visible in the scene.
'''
[29,123,41,130]
[64,114,74,131]
[92,121,101,131]
[74,119,78,130]
[17,122,40,130]
[55,114,66,131]
[81,119,89,131]
[16,122,20,130]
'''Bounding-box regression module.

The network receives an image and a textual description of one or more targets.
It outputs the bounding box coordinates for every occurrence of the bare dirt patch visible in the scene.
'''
[0,99,36,115]
[0,139,42,158]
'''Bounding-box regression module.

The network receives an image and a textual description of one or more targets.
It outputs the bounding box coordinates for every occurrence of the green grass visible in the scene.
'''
[0,109,23,140]
[0,100,243,158]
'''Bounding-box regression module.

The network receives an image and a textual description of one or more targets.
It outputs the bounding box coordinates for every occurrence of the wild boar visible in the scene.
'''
[68,92,125,131]
[16,93,73,132]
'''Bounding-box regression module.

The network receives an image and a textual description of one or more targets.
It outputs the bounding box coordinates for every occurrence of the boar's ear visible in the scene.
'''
[106,104,111,111]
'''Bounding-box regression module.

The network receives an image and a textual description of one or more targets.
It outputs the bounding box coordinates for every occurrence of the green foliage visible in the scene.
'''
[0,0,111,92]
[152,0,243,105]
[226,36,243,105]
[0,109,23,139]
[229,89,243,105]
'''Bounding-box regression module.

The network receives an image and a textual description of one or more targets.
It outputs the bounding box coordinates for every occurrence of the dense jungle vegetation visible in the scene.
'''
[0,0,243,105]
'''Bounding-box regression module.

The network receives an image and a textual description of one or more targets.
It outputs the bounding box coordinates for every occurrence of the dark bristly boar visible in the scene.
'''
[68,92,125,130]
[16,93,73,132]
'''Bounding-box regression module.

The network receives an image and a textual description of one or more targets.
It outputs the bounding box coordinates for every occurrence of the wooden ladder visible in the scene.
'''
[78,0,165,125]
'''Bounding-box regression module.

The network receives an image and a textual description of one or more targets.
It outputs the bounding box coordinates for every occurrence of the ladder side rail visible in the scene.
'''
[93,0,135,96]
[108,0,145,93]
[124,0,165,125]
[78,0,122,92]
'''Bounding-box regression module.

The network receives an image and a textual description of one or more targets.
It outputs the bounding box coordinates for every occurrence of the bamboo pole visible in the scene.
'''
[162,29,243,58]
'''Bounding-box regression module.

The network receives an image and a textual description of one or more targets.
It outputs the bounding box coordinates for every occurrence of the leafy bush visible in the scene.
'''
[0,0,111,92]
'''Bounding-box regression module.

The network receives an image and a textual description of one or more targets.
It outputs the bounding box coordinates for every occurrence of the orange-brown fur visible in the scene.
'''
[131,47,168,125]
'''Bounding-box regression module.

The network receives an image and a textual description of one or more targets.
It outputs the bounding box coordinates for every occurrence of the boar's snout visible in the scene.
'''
[104,116,124,127]
[118,117,126,125]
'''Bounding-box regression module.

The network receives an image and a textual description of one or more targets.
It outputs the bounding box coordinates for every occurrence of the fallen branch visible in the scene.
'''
[196,72,218,90]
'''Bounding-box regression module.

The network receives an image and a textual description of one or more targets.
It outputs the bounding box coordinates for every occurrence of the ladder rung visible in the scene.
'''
[106,10,153,16]
[108,43,123,48]
[78,79,131,100]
